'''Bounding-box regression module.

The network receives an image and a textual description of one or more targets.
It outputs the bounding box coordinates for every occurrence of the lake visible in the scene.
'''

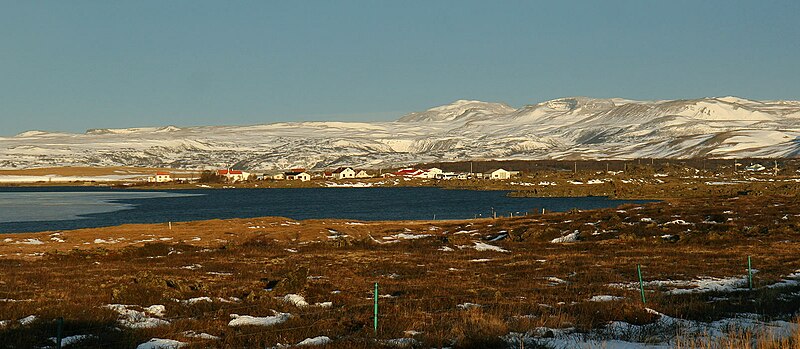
[0,187,652,233]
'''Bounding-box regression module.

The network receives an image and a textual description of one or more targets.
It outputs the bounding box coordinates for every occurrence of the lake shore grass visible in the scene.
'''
[1,193,800,347]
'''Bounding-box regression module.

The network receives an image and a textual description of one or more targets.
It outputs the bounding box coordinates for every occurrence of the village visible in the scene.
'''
[146,167,521,184]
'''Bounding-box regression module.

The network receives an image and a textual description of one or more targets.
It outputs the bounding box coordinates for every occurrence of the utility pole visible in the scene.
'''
[775,160,779,177]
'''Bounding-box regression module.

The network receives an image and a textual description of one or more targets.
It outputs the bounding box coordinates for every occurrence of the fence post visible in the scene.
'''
[56,317,63,349]
[373,282,379,335]
[748,256,753,290]
[637,264,646,304]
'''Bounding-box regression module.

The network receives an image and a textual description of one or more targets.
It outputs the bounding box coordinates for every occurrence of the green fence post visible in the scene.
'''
[637,264,646,304]
[748,256,753,290]
[373,282,379,335]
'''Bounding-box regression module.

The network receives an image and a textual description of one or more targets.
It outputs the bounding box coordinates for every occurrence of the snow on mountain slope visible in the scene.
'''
[1,97,799,170]
[398,100,516,122]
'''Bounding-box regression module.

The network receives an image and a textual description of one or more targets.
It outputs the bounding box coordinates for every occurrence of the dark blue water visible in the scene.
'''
[0,187,652,233]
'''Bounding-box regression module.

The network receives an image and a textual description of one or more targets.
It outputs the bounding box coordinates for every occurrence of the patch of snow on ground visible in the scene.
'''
[18,238,44,245]
[182,331,220,340]
[283,294,310,307]
[389,233,431,240]
[454,229,478,235]
[181,297,212,305]
[550,230,580,243]
[489,233,508,241]
[228,312,292,327]
[589,295,624,302]
[469,258,493,262]
[663,219,693,225]
[666,276,749,295]
[378,338,420,347]
[50,334,95,346]
[504,309,799,348]
[18,315,37,325]
[296,336,332,346]
[105,304,169,328]
[136,338,187,349]
[457,302,482,310]
[473,241,508,252]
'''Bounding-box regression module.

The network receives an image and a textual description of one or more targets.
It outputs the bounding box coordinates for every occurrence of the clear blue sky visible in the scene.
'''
[1,1,798,135]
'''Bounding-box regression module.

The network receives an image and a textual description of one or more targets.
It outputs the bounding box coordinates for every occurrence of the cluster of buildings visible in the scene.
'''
[387,167,518,180]
[146,166,519,184]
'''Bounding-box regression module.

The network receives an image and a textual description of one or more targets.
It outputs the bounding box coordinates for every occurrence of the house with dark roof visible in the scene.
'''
[332,167,356,179]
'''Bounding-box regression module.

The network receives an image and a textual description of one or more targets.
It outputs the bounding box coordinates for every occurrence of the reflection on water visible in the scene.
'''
[0,187,653,233]
[0,192,198,223]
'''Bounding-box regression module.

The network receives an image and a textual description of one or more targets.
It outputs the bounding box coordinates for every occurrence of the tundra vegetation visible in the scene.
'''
[1,190,800,347]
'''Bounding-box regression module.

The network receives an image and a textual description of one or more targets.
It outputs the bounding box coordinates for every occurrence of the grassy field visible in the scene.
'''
[1,193,800,348]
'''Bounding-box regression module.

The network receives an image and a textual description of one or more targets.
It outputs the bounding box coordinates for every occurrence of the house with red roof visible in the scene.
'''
[390,168,442,179]
[217,169,250,182]
[147,172,173,183]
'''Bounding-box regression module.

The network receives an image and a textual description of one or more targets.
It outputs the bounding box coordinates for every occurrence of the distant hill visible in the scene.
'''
[1,96,799,170]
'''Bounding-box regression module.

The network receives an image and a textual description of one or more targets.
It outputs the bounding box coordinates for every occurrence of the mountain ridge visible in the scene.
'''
[2,96,799,170]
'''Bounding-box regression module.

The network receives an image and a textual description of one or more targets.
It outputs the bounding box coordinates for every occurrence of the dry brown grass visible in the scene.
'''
[1,194,800,348]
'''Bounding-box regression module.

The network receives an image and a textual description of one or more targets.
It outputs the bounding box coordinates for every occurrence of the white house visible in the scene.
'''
[419,167,443,179]
[272,173,285,180]
[218,169,250,182]
[355,170,372,178]
[332,167,356,179]
[147,172,173,183]
[486,168,512,180]
[285,171,311,182]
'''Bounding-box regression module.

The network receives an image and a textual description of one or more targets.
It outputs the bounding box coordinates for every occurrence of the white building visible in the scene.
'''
[355,170,372,178]
[435,172,458,180]
[486,168,512,180]
[285,171,311,182]
[419,167,443,179]
[147,172,173,183]
[332,167,356,179]
[218,169,250,182]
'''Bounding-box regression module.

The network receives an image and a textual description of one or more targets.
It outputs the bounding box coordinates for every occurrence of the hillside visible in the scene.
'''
[1,96,799,170]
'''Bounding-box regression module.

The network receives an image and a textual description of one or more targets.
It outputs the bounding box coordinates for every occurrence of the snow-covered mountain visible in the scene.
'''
[2,96,799,170]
